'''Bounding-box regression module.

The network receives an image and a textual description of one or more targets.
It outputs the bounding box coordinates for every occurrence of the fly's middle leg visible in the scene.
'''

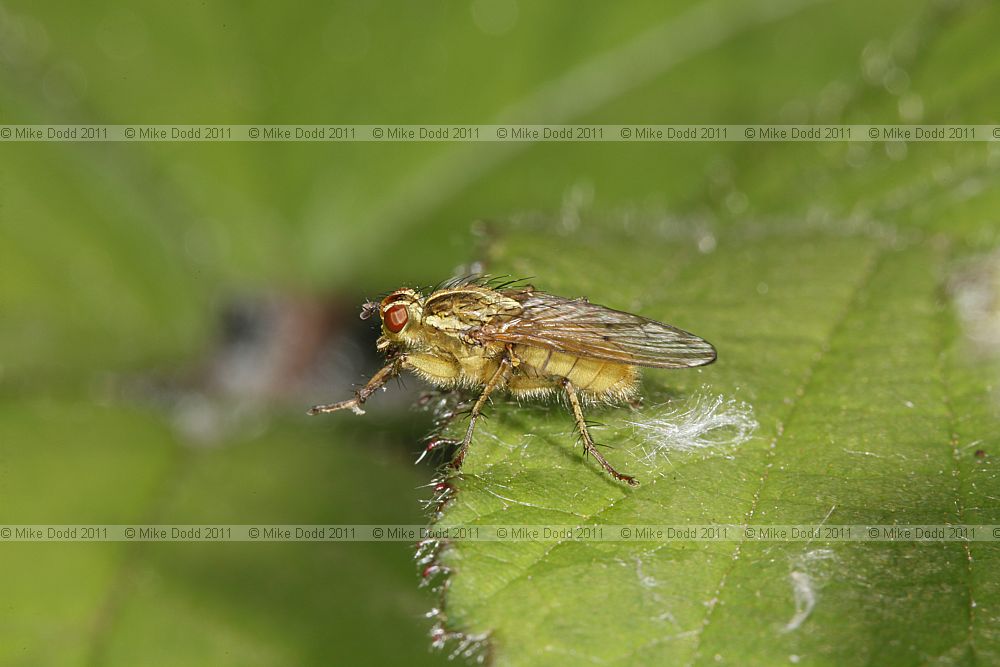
[560,378,638,486]
[451,350,513,470]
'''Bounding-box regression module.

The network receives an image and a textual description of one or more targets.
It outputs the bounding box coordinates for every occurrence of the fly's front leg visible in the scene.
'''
[451,349,514,470]
[308,356,405,416]
[560,378,638,486]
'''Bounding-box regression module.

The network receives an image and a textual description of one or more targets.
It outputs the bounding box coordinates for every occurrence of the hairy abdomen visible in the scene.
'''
[510,345,638,401]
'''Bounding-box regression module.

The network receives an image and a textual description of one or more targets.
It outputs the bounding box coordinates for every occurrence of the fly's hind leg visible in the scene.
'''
[451,349,514,470]
[560,378,638,486]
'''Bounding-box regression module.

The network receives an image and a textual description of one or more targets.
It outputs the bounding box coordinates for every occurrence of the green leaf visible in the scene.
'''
[4,0,1000,664]
[431,225,1000,665]
[0,400,448,666]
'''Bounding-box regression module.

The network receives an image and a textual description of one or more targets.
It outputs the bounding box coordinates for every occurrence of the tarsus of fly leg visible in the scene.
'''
[308,357,405,415]
[411,382,486,462]
[561,378,638,486]
[451,351,513,470]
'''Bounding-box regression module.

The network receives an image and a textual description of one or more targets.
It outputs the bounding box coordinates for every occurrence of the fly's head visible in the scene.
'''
[364,288,426,352]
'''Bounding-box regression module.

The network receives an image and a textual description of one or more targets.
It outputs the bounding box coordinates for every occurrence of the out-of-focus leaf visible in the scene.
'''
[0,400,447,666]
[11,0,998,379]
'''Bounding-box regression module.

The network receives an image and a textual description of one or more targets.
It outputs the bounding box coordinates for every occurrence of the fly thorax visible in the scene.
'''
[423,313,471,335]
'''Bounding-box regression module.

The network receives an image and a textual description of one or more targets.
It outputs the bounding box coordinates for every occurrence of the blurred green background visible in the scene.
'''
[2,0,999,665]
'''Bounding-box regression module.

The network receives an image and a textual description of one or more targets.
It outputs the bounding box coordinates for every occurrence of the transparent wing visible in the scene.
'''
[475,290,716,369]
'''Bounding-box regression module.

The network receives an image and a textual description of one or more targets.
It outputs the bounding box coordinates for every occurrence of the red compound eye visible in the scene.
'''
[384,304,408,333]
